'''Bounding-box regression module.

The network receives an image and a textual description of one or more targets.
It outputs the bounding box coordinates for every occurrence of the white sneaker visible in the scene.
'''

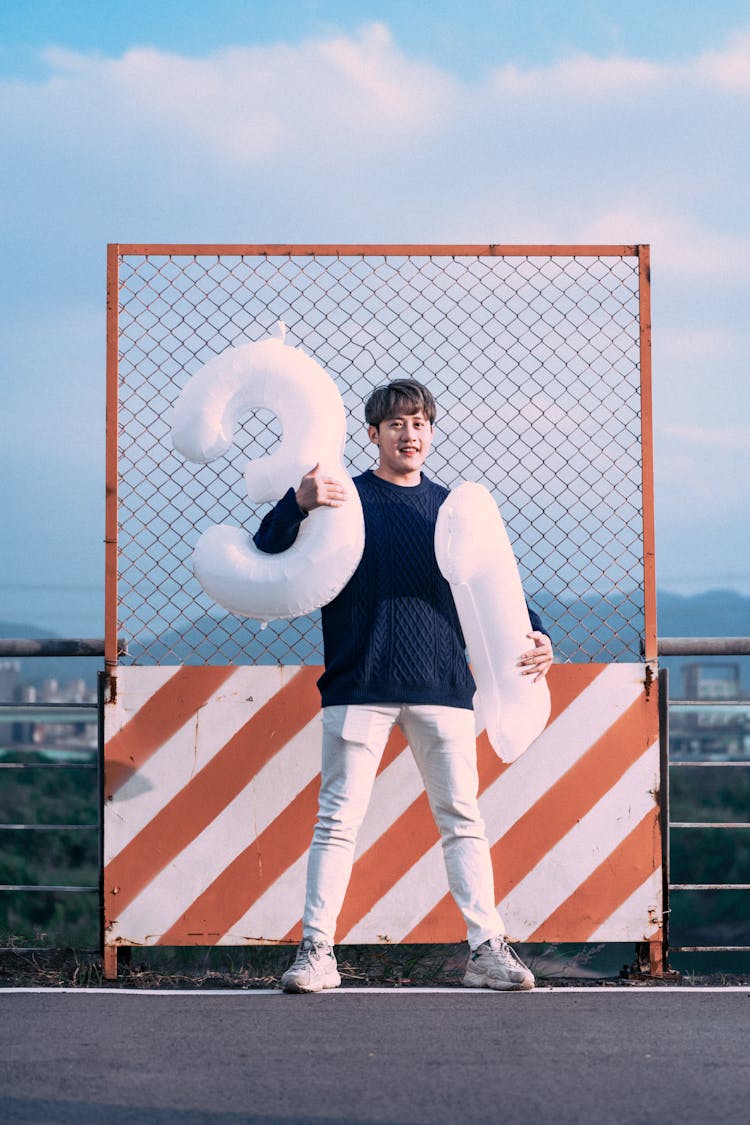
[463,936,535,991]
[280,938,341,994]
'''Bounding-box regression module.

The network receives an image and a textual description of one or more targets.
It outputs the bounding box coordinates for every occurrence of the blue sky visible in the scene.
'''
[2,2,749,75]
[1,1,749,633]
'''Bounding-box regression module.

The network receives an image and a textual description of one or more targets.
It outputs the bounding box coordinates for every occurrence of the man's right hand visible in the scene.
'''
[295,463,349,513]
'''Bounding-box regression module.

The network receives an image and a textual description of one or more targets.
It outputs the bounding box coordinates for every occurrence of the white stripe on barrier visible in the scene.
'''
[499,746,660,940]
[106,668,288,859]
[588,871,663,943]
[222,852,309,944]
[112,714,322,940]
[480,665,645,840]
[354,748,425,859]
[342,670,649,944]
[112,666,181,721]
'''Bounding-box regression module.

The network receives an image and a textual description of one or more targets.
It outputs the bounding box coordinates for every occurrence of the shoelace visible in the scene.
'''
[292,939,324,968]
[483,937,522,967]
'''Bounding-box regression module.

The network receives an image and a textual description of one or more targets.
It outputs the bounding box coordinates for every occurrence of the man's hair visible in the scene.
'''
[364,379,437,428]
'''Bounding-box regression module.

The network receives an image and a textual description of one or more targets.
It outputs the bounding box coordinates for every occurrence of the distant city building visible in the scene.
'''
[0,665,97,756]
[683,662,741,701]
[0,659,20,701]
[671,661,750,761]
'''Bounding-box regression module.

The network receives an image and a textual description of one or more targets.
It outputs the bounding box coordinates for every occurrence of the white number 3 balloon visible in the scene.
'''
[170,323,365,621]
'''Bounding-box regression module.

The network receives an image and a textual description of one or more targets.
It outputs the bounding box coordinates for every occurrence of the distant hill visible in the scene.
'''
[2,588,749,697]
[654,591,750,697]
[657,588,750,637]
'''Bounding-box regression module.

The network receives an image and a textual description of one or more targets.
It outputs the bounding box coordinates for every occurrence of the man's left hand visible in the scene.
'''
[518,632,553,682]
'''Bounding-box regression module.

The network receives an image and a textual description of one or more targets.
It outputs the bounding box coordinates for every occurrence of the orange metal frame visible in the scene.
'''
[104,241,656,671]
[103,243,660,977]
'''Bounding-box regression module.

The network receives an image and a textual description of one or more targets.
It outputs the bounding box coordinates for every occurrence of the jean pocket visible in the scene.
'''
[340,705,378,745]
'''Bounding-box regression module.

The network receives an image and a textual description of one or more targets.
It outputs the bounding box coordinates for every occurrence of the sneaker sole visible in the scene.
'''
[462,972,534,992]
[281,973,342,994]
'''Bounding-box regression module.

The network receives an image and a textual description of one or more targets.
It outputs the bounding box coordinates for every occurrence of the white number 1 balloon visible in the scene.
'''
[435,481,551,761]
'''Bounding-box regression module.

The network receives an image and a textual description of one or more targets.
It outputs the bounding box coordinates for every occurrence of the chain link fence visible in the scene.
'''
[111,246,650,666]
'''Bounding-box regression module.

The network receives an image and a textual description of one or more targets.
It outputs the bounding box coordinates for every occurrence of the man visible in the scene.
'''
[254,378,553,993]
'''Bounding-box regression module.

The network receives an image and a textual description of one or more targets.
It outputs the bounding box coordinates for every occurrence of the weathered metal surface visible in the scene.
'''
[103,662,662,952]
[103,244,663,975]
[658,637,750,656]
[107,244,654,667]
[0,638,106,657]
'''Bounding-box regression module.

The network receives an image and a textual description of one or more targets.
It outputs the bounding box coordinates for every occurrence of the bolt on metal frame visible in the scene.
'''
[106,243,656,669]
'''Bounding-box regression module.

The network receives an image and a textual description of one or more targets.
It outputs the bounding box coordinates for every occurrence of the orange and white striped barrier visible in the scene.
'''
[103,663,661,963]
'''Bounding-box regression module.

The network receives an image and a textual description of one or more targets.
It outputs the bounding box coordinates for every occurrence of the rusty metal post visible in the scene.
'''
[102,944,118,979]
[105,245,663,962]
[638,244,657,665]
[104,244,120,676]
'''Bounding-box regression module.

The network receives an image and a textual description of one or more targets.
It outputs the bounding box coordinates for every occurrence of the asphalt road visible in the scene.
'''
[2,988,750,1124]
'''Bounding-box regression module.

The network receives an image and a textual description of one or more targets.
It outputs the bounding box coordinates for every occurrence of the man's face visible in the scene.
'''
[368,409,434,482]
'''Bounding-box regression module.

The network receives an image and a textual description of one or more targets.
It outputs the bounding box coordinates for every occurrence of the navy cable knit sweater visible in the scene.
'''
[254,469,544,710]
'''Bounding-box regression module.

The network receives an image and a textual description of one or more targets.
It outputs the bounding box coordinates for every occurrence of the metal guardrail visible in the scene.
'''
[3,636,747,659]
[658,637,750,656]
[0,640,102,951]
[660,638,750,958]
[1,636,748,961]
[0,639,107,657]
[0,703,97,724]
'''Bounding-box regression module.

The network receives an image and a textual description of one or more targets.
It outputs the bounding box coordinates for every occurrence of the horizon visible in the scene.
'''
[1,584,749,642]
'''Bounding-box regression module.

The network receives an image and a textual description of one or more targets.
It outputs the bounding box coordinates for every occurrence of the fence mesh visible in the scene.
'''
[114,248,647,665]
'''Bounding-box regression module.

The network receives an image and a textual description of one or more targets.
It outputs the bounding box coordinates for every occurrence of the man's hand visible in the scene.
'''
[518,631,553,682]
[295,463,349,513]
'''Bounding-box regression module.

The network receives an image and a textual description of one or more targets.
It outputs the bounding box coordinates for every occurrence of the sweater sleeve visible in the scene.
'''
[253,488,308,555]
[526,603,549,639]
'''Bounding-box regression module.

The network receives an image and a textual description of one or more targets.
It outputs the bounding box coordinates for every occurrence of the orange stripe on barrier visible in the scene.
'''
[105,666,321,916]
[105,665,237,795]
[158,777,321,946]
[491,698,653,902]
[403,692,653,941]
[527,807,661,940]
[337,793,438,939]
[546,664,603,719]
[158,713,410,944]
[157,712,410,945]
[476,731,510,790]
[291,667,603,943]
[336,722,513,940]
[378,727,408,774]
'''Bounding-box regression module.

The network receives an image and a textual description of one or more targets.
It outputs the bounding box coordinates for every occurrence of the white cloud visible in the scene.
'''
[657,325,750,364]
[582,208,750,283]
[657,424,750,451]
[0,20,748,596]
[695,26,750,89]
[1,20,747,240]
[32,23,458,167]
[654,422,750,542]
[486,53,662,96]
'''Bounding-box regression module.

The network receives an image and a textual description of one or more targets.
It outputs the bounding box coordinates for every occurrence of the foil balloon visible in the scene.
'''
[171,323,364,620]
[435,481,551,761]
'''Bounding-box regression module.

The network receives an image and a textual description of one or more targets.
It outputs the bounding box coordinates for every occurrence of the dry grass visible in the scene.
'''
[0,942,702,990]
[0,944,467,990]
[3,941,749,990]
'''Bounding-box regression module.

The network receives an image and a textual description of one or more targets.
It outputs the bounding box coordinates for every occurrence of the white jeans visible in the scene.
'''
[303,703,505,949]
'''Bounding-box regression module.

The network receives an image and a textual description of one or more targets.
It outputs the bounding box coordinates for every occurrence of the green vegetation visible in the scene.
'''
[2,748,749,974]
[669,765,750,957]
[0,754,99,948]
